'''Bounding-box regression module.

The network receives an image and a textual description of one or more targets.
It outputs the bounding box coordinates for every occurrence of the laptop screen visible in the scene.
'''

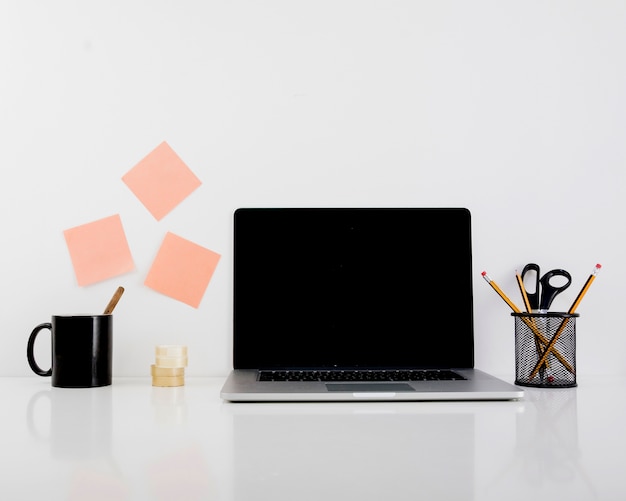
[233,208,474,370]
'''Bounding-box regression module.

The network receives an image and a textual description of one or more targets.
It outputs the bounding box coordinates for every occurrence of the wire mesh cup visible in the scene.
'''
[512,312,578,388]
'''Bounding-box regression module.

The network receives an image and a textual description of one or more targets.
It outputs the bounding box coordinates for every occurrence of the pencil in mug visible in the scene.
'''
[515,271,549,373]
[529,264,601,379]
[104,286,125,315]
[481,271,574,374]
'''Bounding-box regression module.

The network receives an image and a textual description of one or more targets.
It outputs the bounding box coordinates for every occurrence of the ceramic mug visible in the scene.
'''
[27,315,112,388]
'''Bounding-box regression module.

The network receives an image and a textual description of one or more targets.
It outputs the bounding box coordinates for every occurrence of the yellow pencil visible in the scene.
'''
[482,271,573,374]
[568,264,602,314]
[529,264,601,379]
[516,270,549,372]
[515,271,533,313]
[481,272,521,313]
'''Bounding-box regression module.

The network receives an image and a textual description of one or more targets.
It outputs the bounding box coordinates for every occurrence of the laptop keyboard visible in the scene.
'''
[258,369,466,382]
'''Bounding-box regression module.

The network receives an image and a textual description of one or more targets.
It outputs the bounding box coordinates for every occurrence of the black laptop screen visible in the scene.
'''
[233,208,474,370]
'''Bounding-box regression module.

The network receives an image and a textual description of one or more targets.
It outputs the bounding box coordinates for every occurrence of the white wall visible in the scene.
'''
[2,0,625,378]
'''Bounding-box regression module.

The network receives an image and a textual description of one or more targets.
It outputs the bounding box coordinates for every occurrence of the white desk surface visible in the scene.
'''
[2,375,623,501]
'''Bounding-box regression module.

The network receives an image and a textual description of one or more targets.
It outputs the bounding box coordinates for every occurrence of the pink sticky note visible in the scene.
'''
[122,141,202,221]
[144,232,221,308]
[63,214,135,286]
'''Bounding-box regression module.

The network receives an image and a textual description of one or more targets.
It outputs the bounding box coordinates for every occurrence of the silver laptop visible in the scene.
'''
[220,208,522,402]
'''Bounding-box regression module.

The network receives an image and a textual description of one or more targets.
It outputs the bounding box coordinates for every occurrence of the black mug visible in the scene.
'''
[27,315,113,388]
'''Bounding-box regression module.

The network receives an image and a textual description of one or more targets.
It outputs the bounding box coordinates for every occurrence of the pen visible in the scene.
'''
[482,271,573,374]
[528,264,601,379]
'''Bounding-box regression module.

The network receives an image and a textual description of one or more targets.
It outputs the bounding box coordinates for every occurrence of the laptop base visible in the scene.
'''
[221,369,523,402]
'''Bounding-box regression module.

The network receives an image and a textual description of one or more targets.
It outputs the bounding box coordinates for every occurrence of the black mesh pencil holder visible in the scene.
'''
[512,312,579,388]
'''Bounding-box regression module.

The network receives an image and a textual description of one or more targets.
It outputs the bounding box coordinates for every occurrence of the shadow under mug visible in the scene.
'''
[27,315,113,388]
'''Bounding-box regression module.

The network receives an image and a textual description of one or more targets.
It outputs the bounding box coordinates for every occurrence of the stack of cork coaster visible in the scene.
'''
[152,345,188,387]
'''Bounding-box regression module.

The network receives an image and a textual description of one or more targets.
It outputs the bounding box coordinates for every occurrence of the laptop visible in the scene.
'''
[220,208,523,402]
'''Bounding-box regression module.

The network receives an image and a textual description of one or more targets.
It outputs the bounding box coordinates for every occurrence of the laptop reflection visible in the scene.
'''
[231,404,475,501]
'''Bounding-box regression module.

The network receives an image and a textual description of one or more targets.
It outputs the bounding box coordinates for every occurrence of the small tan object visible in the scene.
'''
[155,345,188,357]
[151,364,185,377]
[155,355,188,368]
[152,375,185,387]
[152,345,188,386]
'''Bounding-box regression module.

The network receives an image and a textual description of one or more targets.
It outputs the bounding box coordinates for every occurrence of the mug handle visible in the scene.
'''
[27,323,53,377]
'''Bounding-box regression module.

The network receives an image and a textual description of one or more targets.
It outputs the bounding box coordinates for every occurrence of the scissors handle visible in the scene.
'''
[520,263,540,311]
[539,269,572,311]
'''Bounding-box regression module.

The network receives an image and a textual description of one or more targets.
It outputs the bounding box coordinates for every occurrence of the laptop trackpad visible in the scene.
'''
[326,383,415,392]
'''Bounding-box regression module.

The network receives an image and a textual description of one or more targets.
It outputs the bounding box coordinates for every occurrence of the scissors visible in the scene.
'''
[520,263,572,312]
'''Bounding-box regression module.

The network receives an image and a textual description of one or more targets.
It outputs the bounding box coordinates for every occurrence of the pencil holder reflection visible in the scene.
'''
[512,312,578,388]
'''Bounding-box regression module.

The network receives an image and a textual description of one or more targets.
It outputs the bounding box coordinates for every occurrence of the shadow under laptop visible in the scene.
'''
[226,402,484,501]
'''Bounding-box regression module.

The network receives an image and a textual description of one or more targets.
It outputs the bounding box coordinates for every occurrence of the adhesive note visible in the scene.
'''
[122,141,202,221]
[144,232,221,308]
[63,214,135,286]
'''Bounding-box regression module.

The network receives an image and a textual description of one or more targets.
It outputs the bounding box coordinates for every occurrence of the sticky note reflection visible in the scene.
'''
[144,232,221,308]
[122,141,202,221]
[63,214,135,286]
